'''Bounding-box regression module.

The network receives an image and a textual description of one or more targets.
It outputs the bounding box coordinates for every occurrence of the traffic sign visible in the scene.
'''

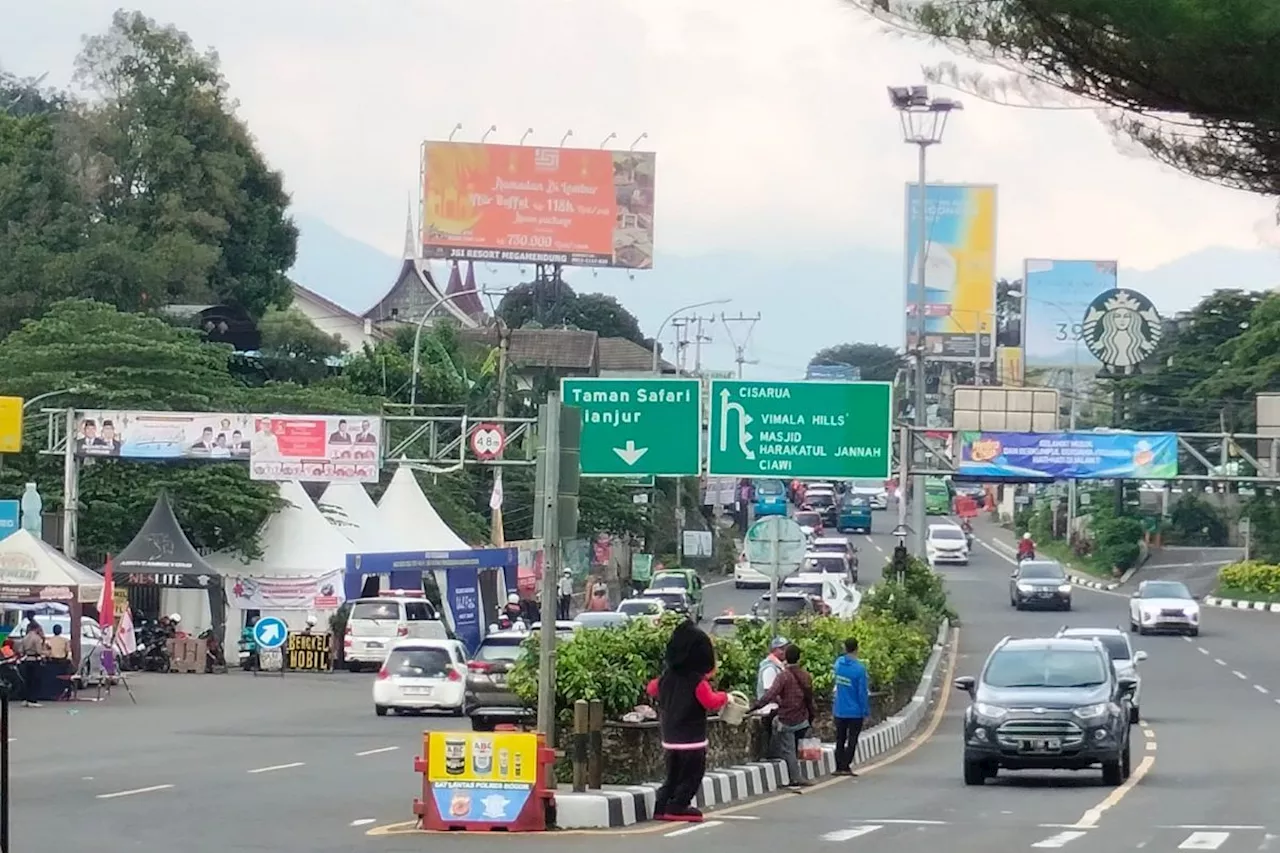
[252,616,288,650]
[560,377,701,476]
[470,423,506,461]
[708,380,893,479]
[744,516,807,580]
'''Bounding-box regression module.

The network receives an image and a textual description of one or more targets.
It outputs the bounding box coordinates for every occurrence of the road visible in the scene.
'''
[11,510,1280,852]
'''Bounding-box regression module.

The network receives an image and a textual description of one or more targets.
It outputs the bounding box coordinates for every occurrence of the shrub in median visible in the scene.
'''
[1217,560,1280,598]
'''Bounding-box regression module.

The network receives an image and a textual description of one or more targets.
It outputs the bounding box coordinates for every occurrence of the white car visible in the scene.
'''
[849,479,889,510]
[925,523,970,565]
[1057,626,1148,723]
[784,572,862,619]
[734,558,782,588]
[617,598,666,623]
[373,638,469,717]
[1129,580,1200,636]
[344,592,449,671]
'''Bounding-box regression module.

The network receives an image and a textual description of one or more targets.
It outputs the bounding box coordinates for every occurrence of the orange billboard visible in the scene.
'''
[421,141,656,269]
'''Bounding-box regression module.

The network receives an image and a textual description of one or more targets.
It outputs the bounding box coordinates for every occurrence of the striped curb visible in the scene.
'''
[1202,596,1280,613]
[553,619,951,829]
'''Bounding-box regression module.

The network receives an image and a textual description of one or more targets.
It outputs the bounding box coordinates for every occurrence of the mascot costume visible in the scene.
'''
[645,620,728,821]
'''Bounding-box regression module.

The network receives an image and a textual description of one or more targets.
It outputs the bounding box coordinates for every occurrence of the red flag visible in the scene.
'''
[98,555,115,630]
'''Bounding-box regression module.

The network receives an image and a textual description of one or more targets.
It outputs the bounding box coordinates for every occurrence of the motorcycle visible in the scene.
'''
[1017,549,1036,563]
[961,521,975,551]
[495,607,526,632]
[199,628,227,674]
[238,630,259,671]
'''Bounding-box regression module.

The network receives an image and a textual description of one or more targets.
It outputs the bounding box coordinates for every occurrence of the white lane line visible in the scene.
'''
[97,784,174,799]
[822,826,883,842]
[349,818,377,827]
[355,746,399,757]
[247,762,305,774]
[1214,658,1227,666]
[1183,636,1193,643]
[1198,647,1209,655]
[1232,670,1248,680]
[664,820,723,837]
[861,819,947,825]
[1146,741,1158,751]
[1032,831,1088,848]
[1164,825,1265,830]
[1255,685,1270,694]
[1178,831,1230,849]
[718,815,760,821]
[704,578,735,588]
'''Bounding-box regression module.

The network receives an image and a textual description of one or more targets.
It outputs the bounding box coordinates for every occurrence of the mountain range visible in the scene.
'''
[290,214,1280,380]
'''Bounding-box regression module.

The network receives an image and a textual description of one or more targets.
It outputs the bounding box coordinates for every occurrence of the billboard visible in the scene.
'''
[73,411,381,483]
[1023,259,1118,368]
[904,184,997,361]
[421,141,656,269]
[958,431,1177,480]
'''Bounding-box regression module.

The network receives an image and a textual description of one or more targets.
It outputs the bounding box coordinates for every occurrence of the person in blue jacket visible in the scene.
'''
[832,637,870,775]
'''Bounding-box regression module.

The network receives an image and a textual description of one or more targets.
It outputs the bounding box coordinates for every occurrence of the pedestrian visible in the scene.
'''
[18,622,46,707]
[645,621,727,822]
[833,637,870,776]
[556,569,573,620]
[751,644,816,791]
[586,580,610,612]
[756,636,788,701]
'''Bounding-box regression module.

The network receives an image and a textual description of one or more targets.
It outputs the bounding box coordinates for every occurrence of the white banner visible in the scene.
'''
[227,570,345,610]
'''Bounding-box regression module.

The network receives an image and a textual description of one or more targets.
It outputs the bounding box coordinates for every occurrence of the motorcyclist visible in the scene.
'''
[961,518,974,546]
[500,593,524,625]
[1017,532,1035,561]
[301,615,318,635]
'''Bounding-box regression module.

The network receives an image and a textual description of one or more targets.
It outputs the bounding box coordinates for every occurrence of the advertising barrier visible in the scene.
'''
[421,141,656,269]
[958,431,1178,480]
[0,501,18,542]
[414,731,554,831]
[72,411,381,483]
[285,631,333,672]
[228,570,344,610]
[1023,259,1118,369]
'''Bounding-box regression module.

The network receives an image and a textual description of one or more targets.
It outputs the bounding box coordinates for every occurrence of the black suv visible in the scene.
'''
[1010,560,1072,611]
[956,637,1135,786]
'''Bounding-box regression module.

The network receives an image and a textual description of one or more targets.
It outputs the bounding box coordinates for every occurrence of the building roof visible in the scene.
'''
[361,212,479,328]
[598,337,675,373]
[460,327,600,371]
[290,281,371,329]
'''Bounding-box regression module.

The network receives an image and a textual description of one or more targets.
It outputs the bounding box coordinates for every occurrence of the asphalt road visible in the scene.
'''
[12,511,1280,852]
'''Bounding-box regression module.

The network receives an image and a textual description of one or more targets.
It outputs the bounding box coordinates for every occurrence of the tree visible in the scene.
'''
[579,479,648,539]
[497,279,647,344]
[251,305,347,386]
[854,0,1280,201]
[808,343,903,382]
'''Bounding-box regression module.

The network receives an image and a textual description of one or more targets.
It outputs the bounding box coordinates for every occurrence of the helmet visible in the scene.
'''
[169,613,182,624]
[305,615,317,627]
[507,593,520,605]
[1023,533,1032,540]
[562,568,571,576]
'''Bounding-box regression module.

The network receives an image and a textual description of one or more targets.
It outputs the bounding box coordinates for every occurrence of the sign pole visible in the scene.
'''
[536,397,561,743]
[1,689,8,853]
[768,525,779,640]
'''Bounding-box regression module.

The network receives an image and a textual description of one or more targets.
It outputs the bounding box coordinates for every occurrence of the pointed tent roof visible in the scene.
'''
[318,481,382,549]
[375,464,470,552]
[214,481,352,576]
[0,529,104,603]
[115,491,217,578]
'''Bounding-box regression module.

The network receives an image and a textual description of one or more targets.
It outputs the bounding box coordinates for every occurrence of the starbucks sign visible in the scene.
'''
[1081,288,1163,369]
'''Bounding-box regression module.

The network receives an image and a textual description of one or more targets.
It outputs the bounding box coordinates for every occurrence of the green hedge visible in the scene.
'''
[1218,560,1280,598]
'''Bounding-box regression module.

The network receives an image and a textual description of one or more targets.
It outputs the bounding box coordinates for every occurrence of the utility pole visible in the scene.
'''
[491,318,511,545]
[670,316,695,373]
[535,399,561,739]
[721,312,762,379]
[692,315,715,373]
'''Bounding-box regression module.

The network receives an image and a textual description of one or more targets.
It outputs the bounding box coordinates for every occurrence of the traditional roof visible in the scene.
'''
[450,262,487,317]
[598,337,675,373]
[460,327,600,372]
[362,212,481,329]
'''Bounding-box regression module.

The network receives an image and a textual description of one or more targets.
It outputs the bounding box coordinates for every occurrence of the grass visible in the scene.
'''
[1035,538,1116,580]
[1213,584,1280,604]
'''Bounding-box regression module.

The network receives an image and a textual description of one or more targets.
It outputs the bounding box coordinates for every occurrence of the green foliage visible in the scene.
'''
[1166,493,1229,546]
[1217,561,1280,600]
[252,306,347,385]
[808,343,903,382]
[1240,493,1280,564]
[1090,504,1145,571]
[578,478,647,539]
[497,280,647,345]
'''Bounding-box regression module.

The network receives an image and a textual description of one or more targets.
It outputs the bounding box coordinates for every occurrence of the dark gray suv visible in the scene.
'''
[956,637,1135,786]
[1010,560,1072,610]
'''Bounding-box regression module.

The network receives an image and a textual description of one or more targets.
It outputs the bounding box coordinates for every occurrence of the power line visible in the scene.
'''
[720,312,762,379]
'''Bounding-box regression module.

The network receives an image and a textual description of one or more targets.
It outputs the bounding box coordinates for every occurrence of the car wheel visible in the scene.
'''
[451,706,465,717]
[1013,600,1022,611]
[1128,620,1137,633]
[1129,705,1140,725]
[1062,602,1072,612]
[1137,626,1148,636]
[375,705,389,717]
[963,760,987,786]
[1101,740,1129,786]
[1189,628,1200,637]
[347,661,365,673]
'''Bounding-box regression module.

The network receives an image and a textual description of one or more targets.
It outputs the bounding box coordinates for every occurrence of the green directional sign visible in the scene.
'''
[707,380,892,479]
[561,377,701,476]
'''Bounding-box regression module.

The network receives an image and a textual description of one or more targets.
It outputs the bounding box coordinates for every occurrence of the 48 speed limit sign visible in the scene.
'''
[470,423,506,461]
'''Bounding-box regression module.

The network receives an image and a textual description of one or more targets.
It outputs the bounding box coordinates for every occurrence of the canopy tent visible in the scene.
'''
[377,464,470,551]
[0,529,105,661]
[209,480,349,630]
[318,481,381,550]
[115,490,227,645]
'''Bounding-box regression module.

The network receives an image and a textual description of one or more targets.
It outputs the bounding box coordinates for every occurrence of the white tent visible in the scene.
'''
[376,464,470,551]
[0,529,104,604]
[318,481,381,549]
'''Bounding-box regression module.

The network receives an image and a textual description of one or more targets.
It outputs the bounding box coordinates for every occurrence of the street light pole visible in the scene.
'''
[650,299,732,374]
[889,85,962,557]
[411,287,482,411]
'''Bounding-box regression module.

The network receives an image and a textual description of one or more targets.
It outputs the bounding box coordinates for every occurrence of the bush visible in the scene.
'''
[1217,560,1280,597]
[1167,494,1228,546]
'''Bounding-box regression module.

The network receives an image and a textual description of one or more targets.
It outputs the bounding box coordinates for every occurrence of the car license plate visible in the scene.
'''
[1037,591,1054,597]
[366,641,384,649]
[491,674,506,685]
[405,687,432,696]
[1019,738,1061,752]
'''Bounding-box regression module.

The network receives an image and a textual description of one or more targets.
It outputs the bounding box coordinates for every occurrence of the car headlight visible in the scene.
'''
[1072,703,1109,720]
[1017,582,1034,592]
[973,702,1008,721]
[1057,584,1072,594]
[1189,608,1200,621]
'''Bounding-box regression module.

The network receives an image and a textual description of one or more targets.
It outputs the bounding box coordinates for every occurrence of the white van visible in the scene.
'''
[343,591,449,671]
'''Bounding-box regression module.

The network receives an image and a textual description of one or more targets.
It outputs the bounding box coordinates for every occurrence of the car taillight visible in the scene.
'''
[343,636,352,647]
[345,625,352,634]
[397,626,409,637]
[468,661,492,673]
[376,668,390,680]
[447,667,462,682]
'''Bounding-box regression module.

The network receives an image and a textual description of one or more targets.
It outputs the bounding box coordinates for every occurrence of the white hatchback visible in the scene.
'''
[373,638,469,717]
[925,523,969,565]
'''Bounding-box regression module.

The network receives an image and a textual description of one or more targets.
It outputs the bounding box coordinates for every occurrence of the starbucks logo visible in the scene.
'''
[1081,288,1163,369]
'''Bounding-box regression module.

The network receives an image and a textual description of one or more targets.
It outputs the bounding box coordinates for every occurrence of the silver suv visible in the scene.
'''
[1056,627,1148,724]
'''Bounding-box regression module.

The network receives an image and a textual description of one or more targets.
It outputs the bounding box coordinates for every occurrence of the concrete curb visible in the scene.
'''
[1202,596,1280,613]
[986,537,1120,591]
[553,618,952,829]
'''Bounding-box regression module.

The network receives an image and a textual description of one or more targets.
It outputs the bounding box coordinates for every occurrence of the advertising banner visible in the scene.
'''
[72,410,381,483]
[0,396,22,454]
[0,501,18,542]
[285,631,333,672]
[1023,259,1118,368]
[426,731,539,825]
[507,539,544,596]
[227,570,345,610]
[904,184,998,361]
[444,564,482,654]
[959,431,1178,480]
[421,141,656,269]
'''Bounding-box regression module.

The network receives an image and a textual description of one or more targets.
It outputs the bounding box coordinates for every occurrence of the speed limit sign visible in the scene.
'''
[470,423,506,461]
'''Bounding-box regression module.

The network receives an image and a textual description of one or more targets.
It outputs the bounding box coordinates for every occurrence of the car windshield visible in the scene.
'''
[984,648,1108,688]
[1019,564,1066,580]
[1065,634,1130,661]
[709,621,740,638]
[764,596,810,616]
[618,600,659,616]
[804,556,844,573]
[350,602,399,621]
[926,482,948,495]
[1140,581,1192,599]
[756,480,785,496]
[785,582,824,597]
[851,480,882,491]
[649,574,688,590]
[644,591,687,608]
[385,647,452,677]
[795,512,821,526]
[931,528,965,541]
[806,494,834,506]
[812,541,848,553]
[842,497,869,508]
[474,638,525,663]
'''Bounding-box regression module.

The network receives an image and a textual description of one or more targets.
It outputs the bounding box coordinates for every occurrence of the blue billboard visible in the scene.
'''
[1023,259,1118,368]
[0,500,17,541]
[805,364,861,381]
[959,431,1178,480]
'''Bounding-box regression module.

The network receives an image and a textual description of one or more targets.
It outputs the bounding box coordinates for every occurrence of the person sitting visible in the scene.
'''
[1017,532,1035,560]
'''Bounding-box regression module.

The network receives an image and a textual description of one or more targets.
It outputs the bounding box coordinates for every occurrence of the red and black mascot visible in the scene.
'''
[646,620,728,822]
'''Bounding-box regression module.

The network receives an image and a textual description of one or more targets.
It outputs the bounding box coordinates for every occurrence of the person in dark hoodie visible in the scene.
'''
[645,620,728,822]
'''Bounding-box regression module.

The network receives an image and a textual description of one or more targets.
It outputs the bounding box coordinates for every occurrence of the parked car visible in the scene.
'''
[373,638,468,717]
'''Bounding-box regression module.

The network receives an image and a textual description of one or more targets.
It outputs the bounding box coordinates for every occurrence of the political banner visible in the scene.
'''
[904,184,997,361]
[421,141,656,269]
[247,414,381,483]
[1023,259,1118,368]
[959,431,1178,480]
[227,570,345,610]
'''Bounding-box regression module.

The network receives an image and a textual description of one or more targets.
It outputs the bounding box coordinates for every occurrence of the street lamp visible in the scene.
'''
[411,288,482,409]
[890,84,962,557]
[651,299,732,375]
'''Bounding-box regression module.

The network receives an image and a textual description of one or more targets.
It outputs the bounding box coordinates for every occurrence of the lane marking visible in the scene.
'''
[1071,754,1155,828]
[718,815,759,821]
[1214,659,1227,666]
[860,819,948,825]
[1256,685,1270,694]
[1165,825,1265,830]
[247,762,305,774]
[1178,831,1231,849]
[664,820,722,837]
[1183,636,1193,643]
[350,819,377,827]
[822,826,883,842]
[356,746,399,756]
[1145,741,1157,751]
[97,784,174,799]
[1141,728,1155,738]
[1198,647,1209,655]
[1232,670,1248,680]
[1032,831,1088,848]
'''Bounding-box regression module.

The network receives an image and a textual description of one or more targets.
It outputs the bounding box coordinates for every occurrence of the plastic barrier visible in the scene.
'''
[413,729,556,831]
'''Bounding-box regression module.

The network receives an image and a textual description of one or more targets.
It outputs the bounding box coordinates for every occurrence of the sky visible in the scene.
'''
[4,0,1279,377]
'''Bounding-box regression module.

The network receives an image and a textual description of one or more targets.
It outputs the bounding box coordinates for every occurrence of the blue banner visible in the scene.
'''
[959,431,1178,480]
[445,565,483,654]
[0,501,18,542]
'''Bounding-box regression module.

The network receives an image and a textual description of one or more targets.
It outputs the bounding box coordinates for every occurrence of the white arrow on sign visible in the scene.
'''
[259,622,282,645]
[613,440,649,466]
